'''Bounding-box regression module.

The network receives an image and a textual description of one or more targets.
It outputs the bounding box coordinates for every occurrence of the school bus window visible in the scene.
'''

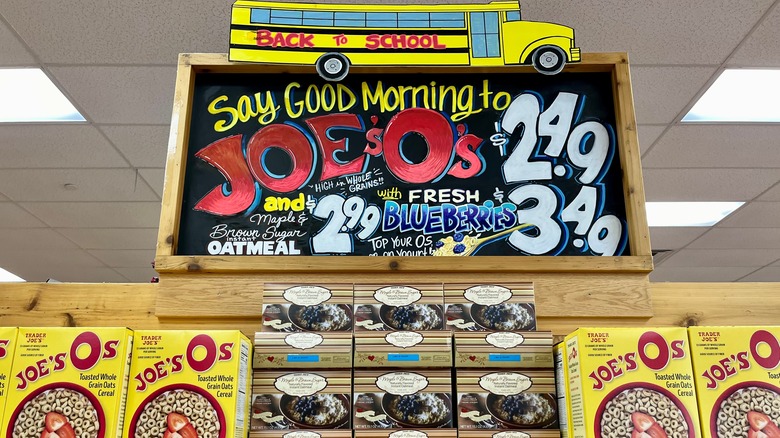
[249,8,270,24]
[470,12,500,58]
[335,11,365,27]
[506,10,521,22]
[398,12,428,28]
[367,12,398,28]
[270,9,302,25]
[430,12,465,28]
[303,11,334,27]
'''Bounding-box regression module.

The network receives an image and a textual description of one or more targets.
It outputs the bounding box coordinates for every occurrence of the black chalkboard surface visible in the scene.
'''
[176,72,628,257]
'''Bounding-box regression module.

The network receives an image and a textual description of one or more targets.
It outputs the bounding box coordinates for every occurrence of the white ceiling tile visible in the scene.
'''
[644,124,780,168]
[689,228,780,249]
[57,228,159,250]
[739,267,780,282]
[0,20,36,66]
[114,267,159,283]
[20,202,161,228]
[631,67,717,124]
[138,168,165,197]
[0,169,158,202]
[759,183,780,202]
[0,124,127,168]
[719,202,780,227]
[650,227,709,251]
[637,125,667,152]
[729,4,780,67]
[1,0,233,65]
[772,259,780,267]
[88,249,155,268]
[0,228,78,250]
[22,266,128,283]
[0,248,104,271]
[0,203,46,228]
[48,66,177,124]
[661,249,780,267]
[650,266,757,282]
[100,125,170,168]
[643,169,779,201]
[519,1,772,64]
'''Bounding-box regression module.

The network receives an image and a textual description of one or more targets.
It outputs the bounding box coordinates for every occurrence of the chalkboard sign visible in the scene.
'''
[155,54,651,272]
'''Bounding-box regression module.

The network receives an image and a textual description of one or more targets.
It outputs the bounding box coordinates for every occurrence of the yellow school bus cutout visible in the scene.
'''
[229,1,581,80]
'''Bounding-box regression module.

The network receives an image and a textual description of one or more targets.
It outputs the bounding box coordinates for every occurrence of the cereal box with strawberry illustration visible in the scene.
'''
[123,330,251,438]
[689,326,780,438]
[565,327,701,438]
[2,327,133,438]
[0,327,18,431]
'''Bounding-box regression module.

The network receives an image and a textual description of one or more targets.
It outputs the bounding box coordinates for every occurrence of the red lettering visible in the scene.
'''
[52,352,66,372]
[671,339,685,359]
[407,35,419,48]
[103,340,119,359]
[420,35,431,47]
[256,30,314,48]
[638,331,671,371]
[588,370,604,390]
[306,114,367,181]
[432,35,446,49]
[751,330,780,370]
[0,339,7,358]
[448,133,484,178]
[246,124,314,193]
[186,334,218,373]
[737,351,751,370]
[70,331,102,371]
[134,354,184,391]
[272,33,285,47]
[286,33,298,47]
[383,108,453,184]
[256,29,273,46]
[194,135,256,216]
[219,342,234,361]
[624,352,638,371]
[365,34,380,50]
[299,33,315,47]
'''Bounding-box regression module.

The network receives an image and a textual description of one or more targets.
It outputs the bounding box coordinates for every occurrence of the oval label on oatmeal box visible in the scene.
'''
[389,431,428,438]
[284,333,324,350]
[274,373,327,396]
[283,286,332,306]
[376,372,429,396]
[374,286,422,306]
[493,432,530,438]
[479,372,532,396]
[385,331,424,348]
[464,285,512,306]
[486,332,525,349]
[283,433,322,438]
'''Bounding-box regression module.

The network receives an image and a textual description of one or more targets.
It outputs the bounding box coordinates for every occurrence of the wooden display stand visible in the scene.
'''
[1,54,779,333]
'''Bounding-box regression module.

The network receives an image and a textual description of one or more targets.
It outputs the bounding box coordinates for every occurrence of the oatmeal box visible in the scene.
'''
[261,284,353,332]
[454,331,553,369]
[251,371,351,430]
[354,331,452,368]
[123,330,251,438]
[564,328,701,438]
[456,370,558,430]
[2,327,133,438]
[688,326,780,438]
[250,431,353,438]
[354,370,453,429]
[254,332,352,369]
[354,284,444,331]
[444,283,536,332]
[458,430,561,437]
[354,430,458,437]
[0,328,18,430]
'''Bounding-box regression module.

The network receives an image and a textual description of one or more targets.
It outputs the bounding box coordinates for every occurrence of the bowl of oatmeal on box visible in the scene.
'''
[382,393,451,428]
[280,394,350,428]
[288,304,353,331]
[470,303,535,331]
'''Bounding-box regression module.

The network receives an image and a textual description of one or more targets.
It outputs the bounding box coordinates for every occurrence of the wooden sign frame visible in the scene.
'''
[154,52,651,274]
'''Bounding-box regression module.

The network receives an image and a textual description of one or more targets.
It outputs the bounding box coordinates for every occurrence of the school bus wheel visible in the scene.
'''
[531,45,567,75]
[316,53,350,82]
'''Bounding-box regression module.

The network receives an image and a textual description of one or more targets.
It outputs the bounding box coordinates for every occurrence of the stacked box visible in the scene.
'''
[2,327,133,438]
[355,430,458,437]
[123,330,251,438]
[0,328,18,430]
[444,283,536,332]
[564,328,701,438]
[355,284,444,331]
[251,371,351,430]
[261,284,354,332]
[354,370,453,429]
[454,331,553,369]
[459,430,561,438]
[456,370,559,431]
[354,331,452,368]
[253,332,352,369]
[553,342,571,438]
[689,326,780,438]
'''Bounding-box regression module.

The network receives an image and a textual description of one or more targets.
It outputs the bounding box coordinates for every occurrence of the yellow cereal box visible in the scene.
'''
[2,327,133,438]
[564,328,701,438]
[689,326,780,438]
[123,330,251,438]
[0,328,19,431]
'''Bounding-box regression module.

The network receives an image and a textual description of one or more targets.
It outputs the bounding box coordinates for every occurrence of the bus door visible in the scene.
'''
[468,11,503,66]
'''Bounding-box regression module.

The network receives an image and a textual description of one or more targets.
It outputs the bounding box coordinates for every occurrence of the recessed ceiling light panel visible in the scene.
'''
[0,68,85,123]
[646,202,744,227]
[0,267,24,282]
[683,69,780,122]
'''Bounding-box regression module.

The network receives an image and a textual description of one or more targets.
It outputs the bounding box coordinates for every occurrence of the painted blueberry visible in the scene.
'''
[453,243,466,254]
[434,240,445,248]
[453,232,465,242]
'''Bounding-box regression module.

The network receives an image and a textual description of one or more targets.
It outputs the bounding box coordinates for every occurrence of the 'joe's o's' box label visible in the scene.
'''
[123,330,251,438]
[564,327,701,438]
[1,327,133,438]
[0,327,19,431]
[689,326,780,438]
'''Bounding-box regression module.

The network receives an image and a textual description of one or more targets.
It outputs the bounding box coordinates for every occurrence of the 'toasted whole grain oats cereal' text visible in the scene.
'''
[0,328,19,430]
[354,284,444,331]
[2,327,133,438]
[123,331,251,438]
[564,328,701,438]
[689,326,780,438]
